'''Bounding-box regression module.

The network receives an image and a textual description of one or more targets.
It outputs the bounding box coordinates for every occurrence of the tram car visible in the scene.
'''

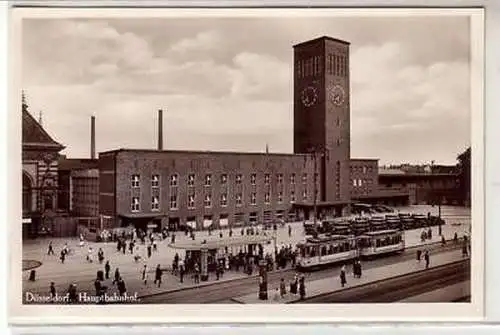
[351,216,371,235]
[370,215,389,232]
[385,214,403,230]
[357,229,405,258]
[296,234,358,270]
[398,212,415,229]
[412,213,428,228]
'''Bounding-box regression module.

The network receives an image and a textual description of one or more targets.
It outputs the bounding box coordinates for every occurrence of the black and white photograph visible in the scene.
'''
[9,7,484,323]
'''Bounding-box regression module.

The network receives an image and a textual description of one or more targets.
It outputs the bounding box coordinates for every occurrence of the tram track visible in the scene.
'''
[292,259,470,304]
[140,242,463,303]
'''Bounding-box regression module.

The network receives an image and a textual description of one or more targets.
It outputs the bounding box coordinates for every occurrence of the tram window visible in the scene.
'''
[333,244,338,253]
[328,244,334,255]
[376,239,381,248]
[300,246,306,257]
[321,246,327,256]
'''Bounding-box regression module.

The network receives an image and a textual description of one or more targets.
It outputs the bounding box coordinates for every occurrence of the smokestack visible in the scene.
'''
[90,116,96,159]
[158,109,163,151]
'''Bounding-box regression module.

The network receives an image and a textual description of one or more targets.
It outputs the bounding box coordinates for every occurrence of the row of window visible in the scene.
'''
[131,173,308,189]
[130,190,308,212]
[350,166,373,174]
[326,53,347,77]
[296,56,323,78]
[352,179,374,187]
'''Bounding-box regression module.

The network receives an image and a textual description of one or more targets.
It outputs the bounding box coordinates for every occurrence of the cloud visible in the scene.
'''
[21,16,471,165]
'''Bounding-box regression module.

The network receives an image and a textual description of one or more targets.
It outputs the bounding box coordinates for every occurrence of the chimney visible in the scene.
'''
[90,115,96,159]
[158,109,163,151]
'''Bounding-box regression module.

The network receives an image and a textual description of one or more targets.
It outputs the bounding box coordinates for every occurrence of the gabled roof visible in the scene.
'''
[22,108,64,151]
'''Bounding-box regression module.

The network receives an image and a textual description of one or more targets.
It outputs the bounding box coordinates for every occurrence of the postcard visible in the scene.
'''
[8,6,484,324]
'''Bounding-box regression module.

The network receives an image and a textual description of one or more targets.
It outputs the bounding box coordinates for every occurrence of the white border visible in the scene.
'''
[7,7,485,325]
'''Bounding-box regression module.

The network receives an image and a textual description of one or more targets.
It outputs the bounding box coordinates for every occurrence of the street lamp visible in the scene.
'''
[307,145,328,227]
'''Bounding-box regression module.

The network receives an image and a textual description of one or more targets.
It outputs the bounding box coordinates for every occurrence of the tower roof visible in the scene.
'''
[22,108,65,151]
[293,36,350,48]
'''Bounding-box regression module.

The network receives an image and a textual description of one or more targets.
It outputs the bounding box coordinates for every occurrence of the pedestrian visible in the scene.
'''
[357,261,362,278]
[299,276,306,300]
[129,241,135,254]
[340,265,347,287]
[104,261,110,279]
[113,268,120,285]
[142,264,148,285]
[63,243,69,255]
[86,247,93,263]
[462,244,469,257]
[441,235,446,246]
[194,263,200,284]
[424,250,430,269]
[117,277,127,296]
[416,249,422,262]
[179,259,185,283]
[122,242,126,254]
[454,232,458,244]
[47,242,54,255]
[154,264,163,288]
[68,284,78,304]
[60,250,66,264]
[147,245,152,258]
[98,248,104,264]
[50,282,56,298]
[280,278,287,297]
[152,239,157,252]
[288,225,292,237]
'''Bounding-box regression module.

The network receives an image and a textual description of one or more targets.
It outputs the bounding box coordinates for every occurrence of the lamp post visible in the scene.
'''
[307,145,328,227]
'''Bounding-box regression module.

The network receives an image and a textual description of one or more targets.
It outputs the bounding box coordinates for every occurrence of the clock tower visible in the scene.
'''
[293,36,351,210]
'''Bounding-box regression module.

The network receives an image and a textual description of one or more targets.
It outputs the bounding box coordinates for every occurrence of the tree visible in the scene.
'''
[456,147,471,206]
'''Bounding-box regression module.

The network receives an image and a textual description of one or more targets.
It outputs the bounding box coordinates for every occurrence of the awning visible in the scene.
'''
[22,218,32,224]
[219,218,229,227]
[203,218,213,228]
[186,220,196,229]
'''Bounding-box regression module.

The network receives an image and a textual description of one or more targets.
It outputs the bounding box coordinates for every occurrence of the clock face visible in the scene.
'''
[327,84,346,107]
[300,86,319,107]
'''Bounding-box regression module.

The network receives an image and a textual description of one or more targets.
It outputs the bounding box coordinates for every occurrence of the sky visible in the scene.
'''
[21,15,472,165]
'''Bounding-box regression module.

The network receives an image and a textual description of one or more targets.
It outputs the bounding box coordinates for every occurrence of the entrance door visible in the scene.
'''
[168,217,180,231]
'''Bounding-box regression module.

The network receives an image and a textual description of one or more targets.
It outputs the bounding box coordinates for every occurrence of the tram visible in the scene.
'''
[357,229,405,258]
[296,234,358,270]
[398,212,415,229]
[369,215,387,231]
[351,216,371,235]
[413,213,428,227]
[385,213,402,230]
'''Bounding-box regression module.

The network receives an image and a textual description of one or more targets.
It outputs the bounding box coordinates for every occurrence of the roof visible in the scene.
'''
[293,36,350,48]
[22,108,64,151]
[168,235,274,250]
[58,156,98,171]
[378,168,406,175]
[99,148,309,158]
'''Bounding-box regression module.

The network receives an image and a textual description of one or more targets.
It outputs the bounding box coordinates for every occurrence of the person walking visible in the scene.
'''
[113,268,121,285]
[98,248,104,264]
[50,282,56,298]
[416,249,422,263]
[142,264,148,286]
[154,264,163,288]
[194,263,200,284]
[279,278,287,298]
[179,259,185,283]
[104,261,111,279]
[299,276,306,300]
[117,277,127,296]
[60,250,66,264]
[47,242,54,255]
[147,245,152,259]
[424,250,430,269]
[340,265,347,287]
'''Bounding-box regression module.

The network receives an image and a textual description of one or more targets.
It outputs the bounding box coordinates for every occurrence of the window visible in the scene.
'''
[290,173,296,184]
[303,189,308,200]
[363,166,367,174]
[278,191,283,203]
[250,174,257,185]
[131,175,140,188]
[265,192,271,204]
[358,179,363,186]
[353,179,357,187]
[290,191,296,203]
[236,193,243,206]
[188,174,195,187]
[277,173,283,184]
[188,194,195,209]
[169,195,178,210]
[220,174,228,184]
[170,174,178,187]
[131,197,140,212]
[220,193,227,207]
[236,174,243,184]
[205,174,212,187]
[302,173,308,184]
[204,194,212,208]
[251,193,257,205]
[151,196,160,211]
[264,174,270,184]
[151,175,160,188]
